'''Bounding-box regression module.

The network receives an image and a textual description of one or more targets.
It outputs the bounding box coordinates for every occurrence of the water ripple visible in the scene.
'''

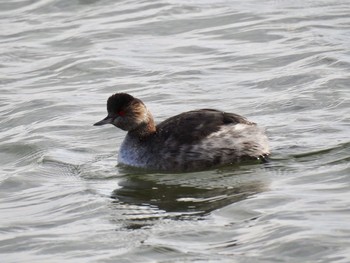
[1,0,350,262]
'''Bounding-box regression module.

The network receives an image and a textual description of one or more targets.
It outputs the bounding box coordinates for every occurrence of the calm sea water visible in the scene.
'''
[1,0,350,262]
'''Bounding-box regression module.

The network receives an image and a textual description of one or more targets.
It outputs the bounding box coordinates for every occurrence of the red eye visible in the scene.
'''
[118,111,125,116]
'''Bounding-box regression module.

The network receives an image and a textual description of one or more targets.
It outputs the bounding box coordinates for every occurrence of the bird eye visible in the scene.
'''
[117,111,125,116]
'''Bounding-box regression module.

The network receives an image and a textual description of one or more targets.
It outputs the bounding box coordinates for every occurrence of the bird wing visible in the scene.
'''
[155,109,254,145]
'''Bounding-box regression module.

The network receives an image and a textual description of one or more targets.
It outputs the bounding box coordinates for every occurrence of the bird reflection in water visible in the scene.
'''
[110,167,266,229]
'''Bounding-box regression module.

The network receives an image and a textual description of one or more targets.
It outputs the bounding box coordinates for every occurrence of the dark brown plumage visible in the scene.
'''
[94,93,270,171]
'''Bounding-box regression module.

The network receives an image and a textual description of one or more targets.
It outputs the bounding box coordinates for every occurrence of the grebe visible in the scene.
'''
[94,93,269,171]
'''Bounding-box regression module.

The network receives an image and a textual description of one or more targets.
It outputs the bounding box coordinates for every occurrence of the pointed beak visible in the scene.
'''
[93,115,113,126]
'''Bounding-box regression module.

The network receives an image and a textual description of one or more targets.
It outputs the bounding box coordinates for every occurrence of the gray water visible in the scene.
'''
[1,0,350,262]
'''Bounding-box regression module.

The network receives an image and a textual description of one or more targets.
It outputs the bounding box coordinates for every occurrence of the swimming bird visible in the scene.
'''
[94,93,269,172]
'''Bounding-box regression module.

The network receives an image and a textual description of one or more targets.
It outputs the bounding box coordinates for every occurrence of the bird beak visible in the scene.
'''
[93,115,113,126]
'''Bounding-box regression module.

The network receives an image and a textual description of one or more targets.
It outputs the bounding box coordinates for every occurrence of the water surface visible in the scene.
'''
[1,0,350,262]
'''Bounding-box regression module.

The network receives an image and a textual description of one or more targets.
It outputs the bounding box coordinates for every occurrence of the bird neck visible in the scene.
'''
[128,111,156,139]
